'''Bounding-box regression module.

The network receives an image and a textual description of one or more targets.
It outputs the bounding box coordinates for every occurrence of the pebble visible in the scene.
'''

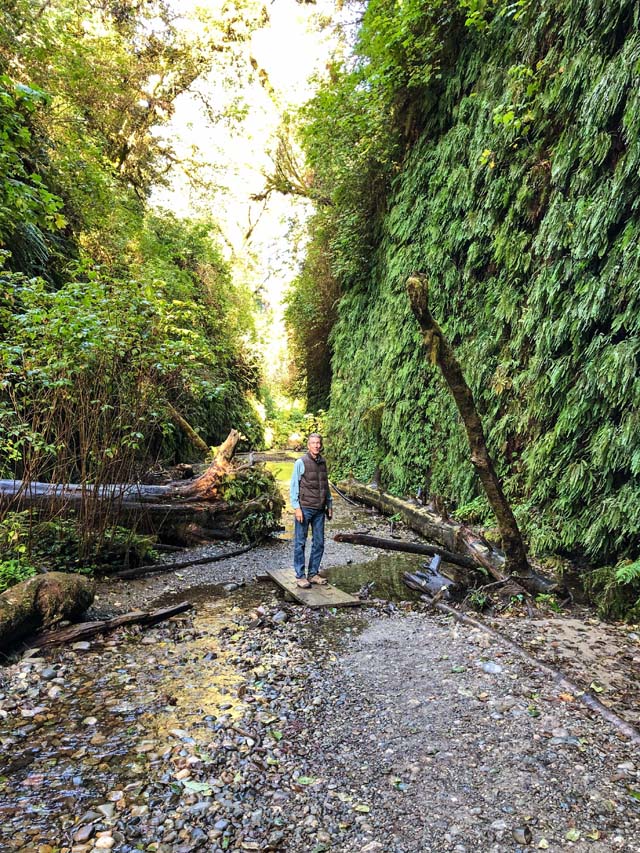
[73,825,95,842]
[0,535,638,853]
[97,803,115,819]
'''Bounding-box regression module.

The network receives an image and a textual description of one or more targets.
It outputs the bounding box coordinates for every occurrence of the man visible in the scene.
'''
[290,433,333,589]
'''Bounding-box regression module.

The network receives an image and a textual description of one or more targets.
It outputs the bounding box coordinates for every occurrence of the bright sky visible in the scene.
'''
[151,0,338,385]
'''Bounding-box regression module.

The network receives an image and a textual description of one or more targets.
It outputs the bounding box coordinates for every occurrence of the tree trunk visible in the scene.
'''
[0,430,283,545]
[174,429,240,498]
[405,272,530,577]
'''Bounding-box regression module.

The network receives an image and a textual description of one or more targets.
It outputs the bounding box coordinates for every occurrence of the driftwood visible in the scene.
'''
[406,273,530,577]
[339,478,555,594]
[0,573,94,651]
[333,532,477,570]
[0,430,284,546]
[30,602,192,648]
[112,544,254,580]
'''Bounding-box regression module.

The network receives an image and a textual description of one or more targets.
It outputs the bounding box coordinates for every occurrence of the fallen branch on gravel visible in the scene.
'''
[422,596,640,747]
[111,544,254,580]
[334,532,477,570]
[29,602,192,648]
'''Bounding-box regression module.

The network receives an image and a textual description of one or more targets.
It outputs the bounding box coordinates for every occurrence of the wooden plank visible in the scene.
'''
[266,569,361,608]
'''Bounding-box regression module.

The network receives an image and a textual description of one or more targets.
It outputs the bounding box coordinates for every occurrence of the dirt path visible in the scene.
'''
[1,466,640,851]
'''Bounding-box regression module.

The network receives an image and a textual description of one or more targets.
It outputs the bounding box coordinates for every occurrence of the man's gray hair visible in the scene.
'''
[308,433,323,441]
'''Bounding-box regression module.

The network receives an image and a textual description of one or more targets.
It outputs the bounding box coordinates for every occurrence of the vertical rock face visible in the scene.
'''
[0,573,95,648]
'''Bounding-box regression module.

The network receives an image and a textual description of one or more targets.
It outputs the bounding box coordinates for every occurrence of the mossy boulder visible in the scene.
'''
[0,572,94,649]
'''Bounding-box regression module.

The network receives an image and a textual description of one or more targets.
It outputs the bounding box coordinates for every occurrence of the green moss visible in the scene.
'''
[294,0,640,586]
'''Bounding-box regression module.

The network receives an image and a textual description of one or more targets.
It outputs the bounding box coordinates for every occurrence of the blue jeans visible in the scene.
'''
[293,507,325,579]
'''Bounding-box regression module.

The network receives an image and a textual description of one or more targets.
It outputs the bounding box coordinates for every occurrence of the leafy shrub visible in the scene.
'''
[584,560,640,622]
[264,403,327,450]
[0,511,158,575]
[219,466,285,542]
[0,559,37,594]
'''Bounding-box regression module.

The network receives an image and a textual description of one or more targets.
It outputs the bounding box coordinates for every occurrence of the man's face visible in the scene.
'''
[307,436,322,457]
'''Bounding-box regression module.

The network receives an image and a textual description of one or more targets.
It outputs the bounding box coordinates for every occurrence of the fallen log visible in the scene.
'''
[406,272,530,575]
[339,478,501,575]
[111,543,254,580]
[0,573,94,651]
[29,602,192,648]
[0,430,284,546]
[333,532,478,571]
[338,478,556,594]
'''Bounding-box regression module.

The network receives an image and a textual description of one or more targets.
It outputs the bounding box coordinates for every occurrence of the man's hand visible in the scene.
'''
[295,508,303,523]
[326,507,333,520]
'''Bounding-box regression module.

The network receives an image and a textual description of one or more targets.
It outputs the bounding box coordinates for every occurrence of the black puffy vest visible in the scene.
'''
[298,452,329,509]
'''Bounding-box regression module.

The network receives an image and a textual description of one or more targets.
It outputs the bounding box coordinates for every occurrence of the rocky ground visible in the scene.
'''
[1,477,640,852]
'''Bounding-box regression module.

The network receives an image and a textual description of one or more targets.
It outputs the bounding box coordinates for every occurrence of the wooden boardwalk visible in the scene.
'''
[266,569,361,608]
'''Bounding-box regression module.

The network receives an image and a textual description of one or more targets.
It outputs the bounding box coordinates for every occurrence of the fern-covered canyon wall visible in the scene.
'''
[293,0,640,569]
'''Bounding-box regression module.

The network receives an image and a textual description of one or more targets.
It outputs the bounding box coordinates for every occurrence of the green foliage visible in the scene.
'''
[0,510,158,575]
[0,0,269,566]
[284,217,339,411]
[452,495,492,524]
[467,589,489,611]
[0,559,37,594]
[584,559,640,622]
[0,231,261,481]
[219,467,285,542]
[295,0,640,599]
[263,398,326,450]
[0,76,65,242]
[534,593,562,614]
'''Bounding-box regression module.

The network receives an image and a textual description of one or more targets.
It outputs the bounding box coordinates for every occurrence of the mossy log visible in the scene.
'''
[0,572,94,650]
[0,430,284,545]
[338,478,555,594]
[406,272,530,576]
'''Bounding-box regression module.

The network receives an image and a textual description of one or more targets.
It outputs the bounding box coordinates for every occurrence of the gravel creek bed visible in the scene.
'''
[1,475,640,853]
[1,593,640,853]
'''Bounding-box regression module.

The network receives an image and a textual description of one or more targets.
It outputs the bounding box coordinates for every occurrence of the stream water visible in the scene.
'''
[264,458,433,602]
[0,456,451,848]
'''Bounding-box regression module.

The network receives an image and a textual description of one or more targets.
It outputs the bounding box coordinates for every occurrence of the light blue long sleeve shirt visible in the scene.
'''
[290,457,333,510]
